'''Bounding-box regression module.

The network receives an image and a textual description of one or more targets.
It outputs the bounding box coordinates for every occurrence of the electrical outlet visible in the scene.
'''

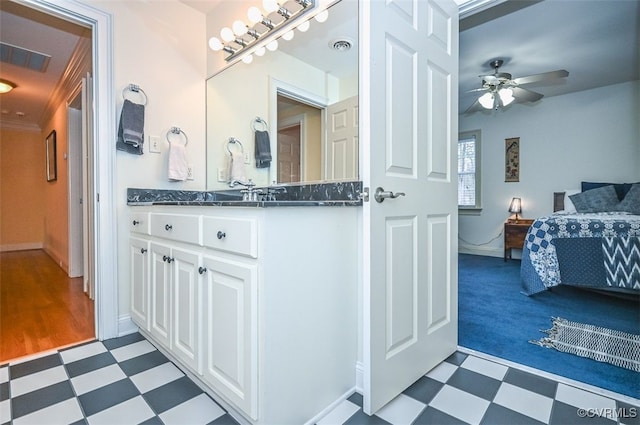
[217,167,226,182]
[187,164,194,180]
[244,152,251,165]
[149,135,161,153]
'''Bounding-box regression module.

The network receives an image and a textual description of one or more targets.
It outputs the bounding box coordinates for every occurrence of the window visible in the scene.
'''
[458,130,481,212]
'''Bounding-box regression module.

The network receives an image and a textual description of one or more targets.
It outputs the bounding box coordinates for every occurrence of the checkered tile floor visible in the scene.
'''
[319,352,640,425]
[2,333,638,425]
[1,333,237,425]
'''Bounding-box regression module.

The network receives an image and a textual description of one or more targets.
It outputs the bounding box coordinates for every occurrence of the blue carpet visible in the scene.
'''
[458,253,640,399]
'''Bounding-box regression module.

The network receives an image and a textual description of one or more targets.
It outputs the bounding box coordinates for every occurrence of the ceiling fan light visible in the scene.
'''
[479,92,494,109]
[0,79,16,94]
[499,88,515,106]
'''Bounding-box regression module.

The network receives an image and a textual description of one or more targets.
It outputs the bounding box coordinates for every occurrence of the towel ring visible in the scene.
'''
[227,137,244,155]
[166,127,188,146]
[122,83,148,106]
[252,117,269,132]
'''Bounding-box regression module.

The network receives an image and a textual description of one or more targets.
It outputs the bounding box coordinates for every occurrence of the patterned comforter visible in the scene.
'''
[521,212,640,295]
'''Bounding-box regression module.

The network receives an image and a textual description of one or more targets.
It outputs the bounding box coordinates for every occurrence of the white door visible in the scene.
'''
[172,247,201,372]
[326,95,358,181]
[150,242,172,349]
[201,255,258,420]
[362,0,459,414]
[81,74,96,299]
[130,237,150,330]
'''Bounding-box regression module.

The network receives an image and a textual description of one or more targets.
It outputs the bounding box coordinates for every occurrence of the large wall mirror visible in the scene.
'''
[206,0,358,190]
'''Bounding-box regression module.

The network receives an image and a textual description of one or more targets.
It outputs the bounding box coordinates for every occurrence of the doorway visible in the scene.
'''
[0,0,118,356]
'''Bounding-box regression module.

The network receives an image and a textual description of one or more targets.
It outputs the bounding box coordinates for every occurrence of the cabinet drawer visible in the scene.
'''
[203,216,257,258]
[150,213,202,245]
[130,212,150,235]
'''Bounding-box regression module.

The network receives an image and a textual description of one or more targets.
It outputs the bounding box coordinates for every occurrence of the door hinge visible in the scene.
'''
[359,187,370,202]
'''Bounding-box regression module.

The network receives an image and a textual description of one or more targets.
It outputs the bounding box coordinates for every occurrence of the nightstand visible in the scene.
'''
[504,219,535,261]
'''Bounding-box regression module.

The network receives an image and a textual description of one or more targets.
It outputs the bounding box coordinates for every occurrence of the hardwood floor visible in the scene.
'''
[0,250,94,363]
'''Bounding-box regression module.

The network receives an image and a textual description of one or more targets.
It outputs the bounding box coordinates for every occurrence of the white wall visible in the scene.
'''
[84,0,207,325]
[458,80,640,257]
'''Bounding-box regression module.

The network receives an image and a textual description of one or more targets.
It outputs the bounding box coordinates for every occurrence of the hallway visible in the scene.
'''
[0,250,94,362]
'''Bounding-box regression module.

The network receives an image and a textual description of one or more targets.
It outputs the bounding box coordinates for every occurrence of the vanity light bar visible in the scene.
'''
[209,0,315,62]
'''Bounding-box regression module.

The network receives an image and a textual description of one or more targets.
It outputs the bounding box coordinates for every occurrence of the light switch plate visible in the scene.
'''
[149,135,161,153]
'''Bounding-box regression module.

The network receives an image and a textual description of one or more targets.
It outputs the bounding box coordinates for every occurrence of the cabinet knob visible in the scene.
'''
[162,255,174,263]
[140,248,147,254]
[132,220,140,225]
[165,224,173,231]
[198,267,207,275]
[217,231,226,240]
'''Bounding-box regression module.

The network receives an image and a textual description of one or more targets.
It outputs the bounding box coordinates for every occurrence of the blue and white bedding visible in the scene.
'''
[521,212,640,295]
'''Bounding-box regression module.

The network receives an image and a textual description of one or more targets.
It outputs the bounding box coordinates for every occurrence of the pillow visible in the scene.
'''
[581,181,636,201]
[562,189,580,213]
[616,183,640,215]
[570,184,620,213]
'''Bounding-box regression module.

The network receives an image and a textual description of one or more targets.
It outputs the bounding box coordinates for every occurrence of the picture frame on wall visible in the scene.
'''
[46,130,57,182]
[505,137,519,182]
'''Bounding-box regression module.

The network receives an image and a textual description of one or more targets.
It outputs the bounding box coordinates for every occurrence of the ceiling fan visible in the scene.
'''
[465,59,569,113]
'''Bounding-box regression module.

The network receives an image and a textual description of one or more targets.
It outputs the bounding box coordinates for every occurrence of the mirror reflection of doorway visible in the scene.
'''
[276,94,323,183]
[277,124,301,183]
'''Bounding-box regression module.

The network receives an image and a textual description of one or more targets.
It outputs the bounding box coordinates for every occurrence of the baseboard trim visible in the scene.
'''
[355,361,364,394]
[458,245,503,258]
[305,386,357,425]
[0,242,43,252]
[117,315,138,337]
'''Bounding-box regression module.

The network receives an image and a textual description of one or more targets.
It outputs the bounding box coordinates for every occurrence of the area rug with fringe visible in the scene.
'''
[530,317,640,372]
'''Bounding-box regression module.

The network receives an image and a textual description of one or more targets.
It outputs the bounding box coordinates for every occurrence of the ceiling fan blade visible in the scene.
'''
[511,86,544,103]
[466,87,489,93]
[513,69,569,85]
[464,99,487,113]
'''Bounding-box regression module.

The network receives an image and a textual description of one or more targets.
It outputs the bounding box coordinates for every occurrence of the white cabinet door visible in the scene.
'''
[150,242,172,349]
[130,237,150,330]
[172,247,201,373]
[201,255,258,420]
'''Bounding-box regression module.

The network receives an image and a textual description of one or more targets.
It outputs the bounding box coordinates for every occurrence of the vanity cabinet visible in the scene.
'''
[128,206,358,424]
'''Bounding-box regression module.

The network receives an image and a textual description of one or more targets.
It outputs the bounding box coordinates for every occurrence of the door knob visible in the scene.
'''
[198,267,207,275]
[374,187,406,203]
[140,248,147,254]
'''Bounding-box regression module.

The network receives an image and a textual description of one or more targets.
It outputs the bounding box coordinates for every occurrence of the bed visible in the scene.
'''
[521,182,640,296]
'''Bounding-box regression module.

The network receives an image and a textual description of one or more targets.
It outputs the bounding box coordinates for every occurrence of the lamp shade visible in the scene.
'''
[508,197,522,214]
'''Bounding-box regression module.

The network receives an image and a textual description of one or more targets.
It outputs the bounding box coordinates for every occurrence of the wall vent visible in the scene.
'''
[0,42,51,73]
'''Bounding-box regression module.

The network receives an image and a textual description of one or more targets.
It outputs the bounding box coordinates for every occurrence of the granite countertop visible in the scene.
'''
[127,181,363,208]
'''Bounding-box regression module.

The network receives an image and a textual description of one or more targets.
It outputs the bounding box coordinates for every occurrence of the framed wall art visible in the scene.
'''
[505,137,519,182]
[46,130,57,182]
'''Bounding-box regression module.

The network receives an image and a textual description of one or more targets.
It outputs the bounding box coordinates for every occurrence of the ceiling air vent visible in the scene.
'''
[0,42,51,73]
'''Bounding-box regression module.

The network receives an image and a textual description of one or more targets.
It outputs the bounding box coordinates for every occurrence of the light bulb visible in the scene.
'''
[232,20,247,36]
[266,39,279,51]
[208,37,223,51]
[255,46,266,56]
[248,6,263,24]
[499,88,515,106]
[263,0,279,13]
[314,9,329,23]
[220,27,235,42]
[242,54,254,64]
[297,20,310,32]
[282,30,294,41]
[479,92,494,109]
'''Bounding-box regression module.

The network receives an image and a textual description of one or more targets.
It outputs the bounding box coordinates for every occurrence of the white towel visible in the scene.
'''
[168,142,188,181]
[227,151,246,184]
